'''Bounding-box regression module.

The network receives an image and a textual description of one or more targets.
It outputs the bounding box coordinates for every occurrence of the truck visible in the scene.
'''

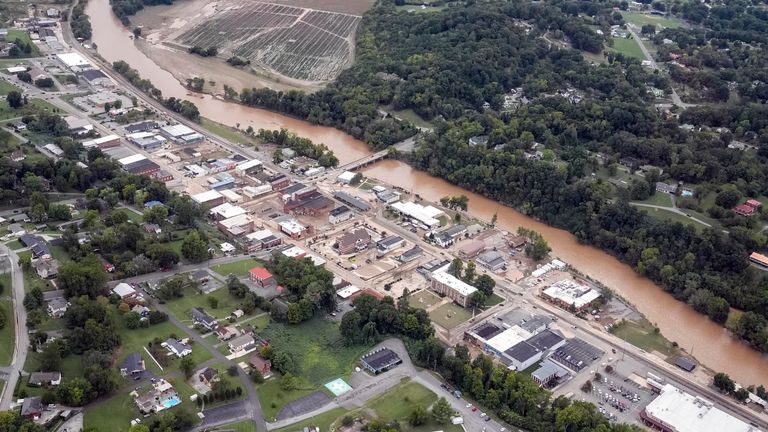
[451,416,464,425]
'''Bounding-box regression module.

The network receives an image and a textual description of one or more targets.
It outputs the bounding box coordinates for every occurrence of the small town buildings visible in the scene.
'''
[160,124,202,144]
[119,352,146,376]
[249,267,275,288]
[126,132,166,151]
[228,334,256,353]
[360,348,402,374]
[32,256,58,279]
[284,191,334,216]
[235,159,263,175]
[7,223,25,237]
[281,245,307,260]
[541,279,600,313]
[198,367,219,389]
[376,190,401,204]
[336,285,361,299]
[476,250,506,271]
[220,189,242,203]
[531,359,569,387]
[46,298,69,318]
[268,174,290,190]
[277,217,312,239]
[376,235,404,256]
[113,282,138,300]
[641,384,756,432]
[209,203,247,221]
[125,120,159,134]
[329,206,353,224]
[43,143,64,157]
[249,354,272,377]
[458,240,486,259]
[675,356,697,372]
[191,190,225,207]
[133,379,180,414]
[389,201,443,228]
[20,234,50,258]
[242,229,281,252]
[336,228,371,254]
[162,338,192,358]
[63,115,93,135]
[20,397,43,420]
[333,191,371,212]
[336,171,356,184]
[118,154,160,176]
[82,134,121,149]
[80,68,110,86]
[434,224,467,247]
[191,307,218,331]
[399,245,422,262]
[218,213,255,239]
[503,341,542,371]
[28,372,61,386]
[430,265,477,307]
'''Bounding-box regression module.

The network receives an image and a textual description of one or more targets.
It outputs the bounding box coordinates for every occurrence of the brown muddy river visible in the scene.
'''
[87,0,768,385]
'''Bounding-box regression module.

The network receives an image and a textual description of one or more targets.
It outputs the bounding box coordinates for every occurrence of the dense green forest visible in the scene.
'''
[234,0,768,352]
[110,0,174,24]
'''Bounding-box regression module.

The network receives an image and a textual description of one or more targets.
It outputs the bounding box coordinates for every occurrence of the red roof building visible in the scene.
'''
[249,267,275,288]
[734,204,757,217]
[746,199,762,209]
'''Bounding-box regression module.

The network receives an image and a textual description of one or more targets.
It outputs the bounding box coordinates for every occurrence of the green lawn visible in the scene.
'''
[24,352,84,384]
[365,379,463,432]
[257,378,322,422]
[0,300,15,366]
[0,272,11,294]
[116,208,143,223]
[0,81,21,96]
[272,407,348,432]
[201,118,256,146]
[7,30,40,57]
[211,258,264,278]
[115,317,188,375]
[612,36,645,60]
[211,420,259,432]
[162,285,247,323]
[639,207,708,231]
[485,293,505,307]
[389,108,435,129]
[408,289,441,310]
[610,318,679,359]
[429,302,473,330]
[635,192,674,208]
[621,11,683,29]
[6,240,25,250]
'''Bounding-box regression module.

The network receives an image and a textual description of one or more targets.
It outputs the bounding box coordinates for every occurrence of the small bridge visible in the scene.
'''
[338,135,419,171]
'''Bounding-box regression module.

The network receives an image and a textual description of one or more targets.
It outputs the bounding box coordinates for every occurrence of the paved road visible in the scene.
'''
[0,245,28,410]
[629,202,713,227]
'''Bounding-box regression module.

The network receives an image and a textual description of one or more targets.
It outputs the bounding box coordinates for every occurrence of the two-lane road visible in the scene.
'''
[0,245,28,411]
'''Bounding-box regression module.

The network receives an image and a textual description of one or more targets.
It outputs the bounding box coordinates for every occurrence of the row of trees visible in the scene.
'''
[112,61,200,121]
[70,0,92,40]
[111,0,174,25]
[258,128,339,167]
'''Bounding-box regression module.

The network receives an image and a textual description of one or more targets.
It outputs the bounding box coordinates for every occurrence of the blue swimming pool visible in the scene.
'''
[161,395,181,409]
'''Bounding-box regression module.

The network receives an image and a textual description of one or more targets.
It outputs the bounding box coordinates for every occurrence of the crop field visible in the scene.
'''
[174,0,361,81]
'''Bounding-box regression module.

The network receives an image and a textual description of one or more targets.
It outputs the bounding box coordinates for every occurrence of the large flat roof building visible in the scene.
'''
[390,201,443,228]
[430,264,477,307]
[360,348,402,374]
[641,384,760,432]
[541,279,600,312]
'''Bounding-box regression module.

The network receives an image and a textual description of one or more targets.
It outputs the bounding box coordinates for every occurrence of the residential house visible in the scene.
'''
[215,325,240,341]
[46,298,69,318]
[10,150,25,162]
[133,379,180,414]
[142,223,162,234]
[112,282,138,300]
[162,338,192,358]
[28,372,61,386]
[336,228,371,254]
[198,367,219,389]
[328,206,353,224]
[399,245,422,263]
[228,334,256,353]
[249,267,275,288]
[7,223,25,237]
[249,354,272,378]
[655,182,677,194]
[20,397,43,420]
[33,257,59,279]
[132,304,150,317]
[734,199,762,217]
[192,270,210,285]
[191,307,218,331]
[19,234,49,258]
[119,352,146,376]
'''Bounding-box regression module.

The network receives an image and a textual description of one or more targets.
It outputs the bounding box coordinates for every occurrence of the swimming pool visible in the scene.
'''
[161,395,181,409]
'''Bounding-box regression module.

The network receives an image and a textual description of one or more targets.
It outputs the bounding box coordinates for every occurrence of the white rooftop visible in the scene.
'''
[161,124,196,137]
[543,279,601,309]
[209,203,247,219]
[219,213,252,229]
[337,171,356,182]
[235,159,263,172]
[220,189,242,201]
[336,285,361,299]
[220,242,236,253]
[278,219,305,235]
[191,190,223,204]
[118,154,146,166]
[282,245,306,258]
[82,134,120,147]
[57,52,90,68]
[127,132,156,140]
[486,326,532,353]
[112,282,136,298]
[7,66,26,73]
[246,229,275,241]
[431,268,477,297]
[390,201,444,227]
[644,384,761,432]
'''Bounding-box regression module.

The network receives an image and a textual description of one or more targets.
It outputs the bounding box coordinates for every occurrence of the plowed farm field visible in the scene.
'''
[173,0,361,81]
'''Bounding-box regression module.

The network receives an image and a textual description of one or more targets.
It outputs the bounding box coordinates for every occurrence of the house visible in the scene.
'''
[132,304,150,317]
[749,252,768,268]
[376,235,404,256]
[198,367,219,389]
[215,325,240,341]
[249,354,272,377]
[191,307,218,331]
[113,282,136,299]
[476,250,506,271]
[19,234,49,258]
[46,298,69,318]
[28,372,61,386]
[336,228,371,254]
[329,205,353,224]
[249,267,275,288]
[399,245,423,263]
[142,223,161,234]
[20,396,43,420]
[228,334,256,353]
[192,270,210,285]
[162,338,192,358]
[119,352,146,376]
[434,224,467,247]
[734,203,758,217]
[33,257,59,279]
[133,379,180,414]
[10,150,25,162]
[655,182,677,194]
[7,223,25,237]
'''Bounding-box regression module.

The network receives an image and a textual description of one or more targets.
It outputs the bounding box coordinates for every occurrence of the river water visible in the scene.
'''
[86,0,768,385]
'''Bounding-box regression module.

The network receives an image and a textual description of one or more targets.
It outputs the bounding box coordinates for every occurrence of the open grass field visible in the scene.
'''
[0,80,20,96]
[408,289,441,310]
[639,207,708,231]
[6,30,41,57]
[429,302,473,330]
[24,352,84,383]
[273,407,347,432]
[635,192,674,208]
[365,379,463,432]
[612,37,645,60]
[162,285,246,323]
[212,420,259,432]
[485,293,504,307]
[257,378,323,421]
[114,317,196,375]
[610,318,678,359]
[211,258,265,278]
[201,118,256,146]
[174,0,361,81]
[388,108,435,129]
[0,300,15,366]
[621,12,683,29]
[0,98,59,121]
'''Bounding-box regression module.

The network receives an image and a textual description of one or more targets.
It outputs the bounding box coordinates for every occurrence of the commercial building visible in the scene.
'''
[389,201,443,228]
[336,285,361,299]
[249,267,275,288]
[284,190,334,216]
[434,224,467,247]
[242,229,282,252]
[430,264,478,307]
[531,359,569,387]
[191,190,225,207]
[242,184,272,198]
[641,383,759,432]
[86,91,121,108]
[502,341,542,371]
[209,202,247,221]
[334,191,371,212]
[126,132,166,151]
[125,121,159,134]
[399,245,423,262]
[337,170,356,184]
[360,348,402,374]
[377,190,401,204]
[541,279,601,312]
[119,155,160,176]
[219,189,242,203]
[336,228,371,254]
[329,205,353,224]
[268,174,290,190]
[57,52,90,71]
[82,134,121,149]
[277,217,312,239]
[160,124,201,143]
[235,159,264,175]
[376,235,404,256]
[217,213,255,239]
[43,143,64,157]
[476,250,506,271]
[63,115,93,135]
[80,68,110,85]
[484,326,533,356]
[458,240,486,259]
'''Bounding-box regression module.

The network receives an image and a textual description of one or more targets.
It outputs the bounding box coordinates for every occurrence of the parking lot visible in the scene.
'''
[579,368,656,426]
[551,338,605,372]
